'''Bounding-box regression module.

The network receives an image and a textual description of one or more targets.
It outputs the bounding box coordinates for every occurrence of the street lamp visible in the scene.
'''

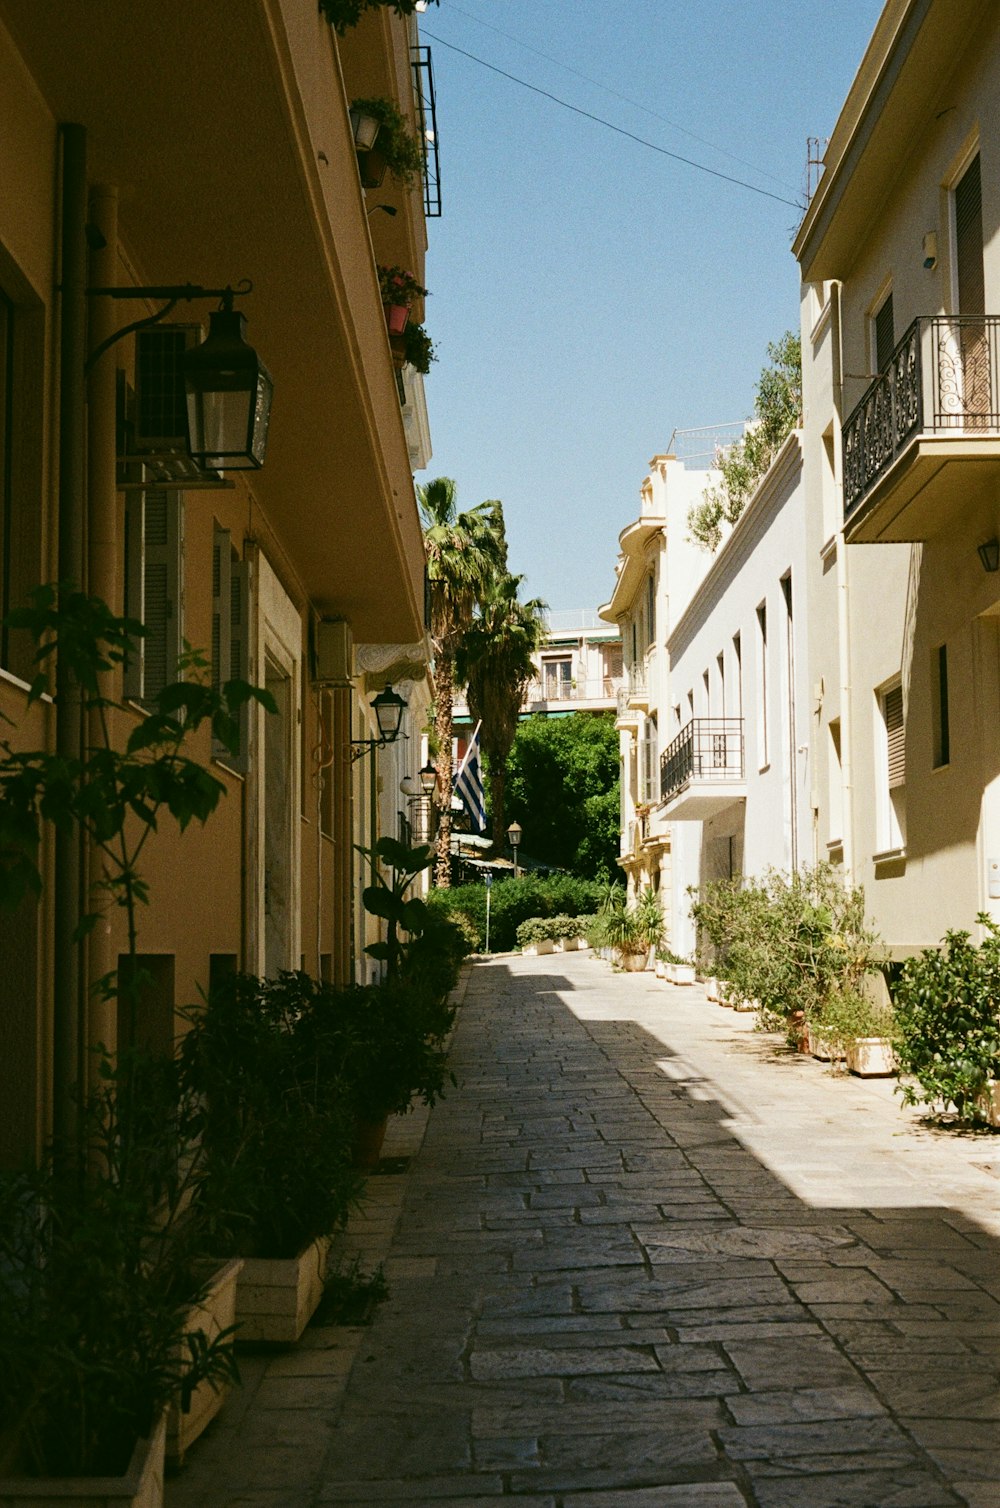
[351,684,408,760]
[507,820,522,880]
[185,292,274,470]
[418,761,437,795]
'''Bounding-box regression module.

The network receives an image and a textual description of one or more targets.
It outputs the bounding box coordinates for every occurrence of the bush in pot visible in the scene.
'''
[892,917,1000,1122]
[516,916,553,953]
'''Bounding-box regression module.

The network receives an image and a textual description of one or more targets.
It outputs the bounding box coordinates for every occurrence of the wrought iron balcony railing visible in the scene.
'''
[842,315,1000,521]
[527,676,622,707]
[660,718,744,804]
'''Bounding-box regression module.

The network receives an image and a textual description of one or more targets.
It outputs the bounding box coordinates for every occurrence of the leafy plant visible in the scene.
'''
[359,835,434,978]
[402,321,436,374]
[0,1049,239,1478]
[687,332,801,551]
[815,987,893,1060]
[312,1258,388,1327]
[603,886,663,962]
[892,918,1000,1122]
[428,872,606,951]
[179,972,362,1260]
[506,712,621,879]
[516,916,551,947]
[352,98,425,187]
[321,0,437,39]
[376,262,428,309]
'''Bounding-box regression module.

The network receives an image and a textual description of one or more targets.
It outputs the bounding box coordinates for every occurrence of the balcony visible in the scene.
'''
[660,718,745,820]
[526,675,622,713]
[842,316,1000,543]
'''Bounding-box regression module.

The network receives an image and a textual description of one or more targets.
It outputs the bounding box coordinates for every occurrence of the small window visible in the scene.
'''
[931,643,950,768]
[641,715,658,805]
[646,573,656,648]
[756,603,769,768]
[828,718,843,846]
[874,290,895,372]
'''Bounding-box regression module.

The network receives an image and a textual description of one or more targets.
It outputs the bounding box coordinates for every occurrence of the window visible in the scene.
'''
[543,656,572,700]
[733,632,743,721]
[756,603,768,768]
[124,489,182,702]
[873,289,895,372]
[932,643,950,768]
[876,679,906,856]
[646,572,656,649]
[828,718,843,848]
[641,714,658,805]
[716,652,726,715]
[601,641,622,693]
[702,668,710,716]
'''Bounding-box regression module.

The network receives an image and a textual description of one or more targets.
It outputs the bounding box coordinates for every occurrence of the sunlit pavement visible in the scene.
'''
[169,952,1000,1508]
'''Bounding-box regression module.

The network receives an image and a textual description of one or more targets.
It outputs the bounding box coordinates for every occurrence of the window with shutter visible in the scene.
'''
[955,154,984,318]
[874,292,895,373]
[884,684,905,789]
[227,555,251,773]
[123,488,182,702]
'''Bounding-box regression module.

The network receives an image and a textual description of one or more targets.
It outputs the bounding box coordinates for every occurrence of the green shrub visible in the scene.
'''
[815,987,893,1058]
[516,917,550,947]
[429,874,605,952]
[892,918,1000,1122]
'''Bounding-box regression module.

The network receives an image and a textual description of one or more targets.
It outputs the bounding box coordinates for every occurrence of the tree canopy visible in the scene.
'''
[687,331,802,552]
[505,713,620,880]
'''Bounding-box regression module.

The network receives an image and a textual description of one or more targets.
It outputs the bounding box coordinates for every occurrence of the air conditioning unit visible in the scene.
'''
[120,325,223,486]
[314,619,353,685]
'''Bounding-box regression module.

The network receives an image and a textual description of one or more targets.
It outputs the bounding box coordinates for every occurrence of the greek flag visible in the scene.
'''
[454,722,486,833]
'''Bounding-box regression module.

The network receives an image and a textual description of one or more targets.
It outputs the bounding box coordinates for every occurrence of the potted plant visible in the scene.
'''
[604,886,663,972]
[813,987,894,1076]
[377,264,427,333]
[178,971,362,1344]
[351,97,425,189]
[516,916,554,956]
[893,918,1000,1121]
[400,320,436,375]
[322,0,437,35]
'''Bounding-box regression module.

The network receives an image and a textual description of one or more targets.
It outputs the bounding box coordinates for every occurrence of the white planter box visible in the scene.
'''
[654,959,667,979]
[167,1258,243,1466]
[702,976,719,1001]
[235,1236,330,1345]
[522,939,554,956]
[732,995,760,1013]
[0,1414,165,1508]
[977,1080,1000,1126]
[846,1037,896,1077]
[554,937,579,952]
[673,965,696,986]
[808,1029,845,1062]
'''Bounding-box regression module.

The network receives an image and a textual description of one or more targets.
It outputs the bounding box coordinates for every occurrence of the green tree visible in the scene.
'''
[418,477,504,887]
[688,331,802,551]
[456,572,546,857]
[505,713,620,879]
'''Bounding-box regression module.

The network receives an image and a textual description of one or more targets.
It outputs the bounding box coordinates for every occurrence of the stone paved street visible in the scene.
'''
[169,953,1000,1508]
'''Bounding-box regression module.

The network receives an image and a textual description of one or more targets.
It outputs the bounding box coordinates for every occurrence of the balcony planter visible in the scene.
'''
[846,1037,896,1077]
[384,303,409,335]
[166,1260,243,1468]
[234,1235,331,1346]
[0,1415,166,1508]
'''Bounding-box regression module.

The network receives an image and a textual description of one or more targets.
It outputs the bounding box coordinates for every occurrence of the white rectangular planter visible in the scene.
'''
[846,1037,896,1077]
[732,995,760,1013]
[522,939,554,956]
[808,1029,845,1062]
[166,1259,243,1465]
[673,965,696,986]
[554,937,579,952]
[977,1080,1000,1126]
[235,1236,330,1345]
[0,1414,165,1508]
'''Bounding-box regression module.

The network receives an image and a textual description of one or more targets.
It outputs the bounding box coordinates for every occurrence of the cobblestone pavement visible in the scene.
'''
[169,953,1000,1508]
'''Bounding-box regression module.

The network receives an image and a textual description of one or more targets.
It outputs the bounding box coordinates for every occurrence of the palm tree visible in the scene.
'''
[418,477,504,888]
[457,573,546,857]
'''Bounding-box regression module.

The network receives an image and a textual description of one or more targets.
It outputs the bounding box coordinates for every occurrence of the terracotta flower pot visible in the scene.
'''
[384,303,409,335]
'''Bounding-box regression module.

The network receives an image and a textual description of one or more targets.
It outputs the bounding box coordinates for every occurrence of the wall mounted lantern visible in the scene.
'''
[351,684,408,761]
[419,760,438,795]
[977,538,1000,573]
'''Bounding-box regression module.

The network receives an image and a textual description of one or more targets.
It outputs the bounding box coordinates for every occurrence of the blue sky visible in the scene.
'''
[419,0,883,614]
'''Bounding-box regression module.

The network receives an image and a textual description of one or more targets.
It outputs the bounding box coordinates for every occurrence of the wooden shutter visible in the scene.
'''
[123,491,145,701]
[884,684,905,790]
[211,528,233,757]
[228,555,251,773]
[875,293,895,372]
[142,490,181,702]
[956,154,985,317]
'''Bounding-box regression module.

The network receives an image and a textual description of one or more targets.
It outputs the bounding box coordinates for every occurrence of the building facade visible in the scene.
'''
[0,0,436,1167]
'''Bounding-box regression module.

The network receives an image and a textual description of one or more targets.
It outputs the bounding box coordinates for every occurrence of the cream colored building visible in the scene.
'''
[452,610,623,726]
[795,0,1000,957]
[600,452,715,918]
[0,0,436,1166]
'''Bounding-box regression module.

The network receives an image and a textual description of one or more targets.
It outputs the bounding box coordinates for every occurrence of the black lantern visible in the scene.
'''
[977,538,1000,573]
[419,760,438,795]
[372,684,406,743]
[185,300,273,471]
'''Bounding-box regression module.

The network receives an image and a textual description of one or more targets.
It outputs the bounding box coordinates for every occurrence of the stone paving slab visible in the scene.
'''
[168,953,1000,1506]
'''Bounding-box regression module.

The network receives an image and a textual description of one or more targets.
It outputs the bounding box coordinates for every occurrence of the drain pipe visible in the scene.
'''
[53,123,88,1149]
[831,280,854,884]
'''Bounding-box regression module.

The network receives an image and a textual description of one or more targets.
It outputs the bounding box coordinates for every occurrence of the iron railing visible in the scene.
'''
[411,47,441,218]
[842,315,1000,520]
[526,675,622,706]
[660,718,744,804]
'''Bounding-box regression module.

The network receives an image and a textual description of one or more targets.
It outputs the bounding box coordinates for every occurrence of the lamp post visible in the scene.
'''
[507,820,522,880]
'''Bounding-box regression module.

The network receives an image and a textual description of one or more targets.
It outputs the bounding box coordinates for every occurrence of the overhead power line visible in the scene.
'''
[422,30,805,211]
[438,0,800,198]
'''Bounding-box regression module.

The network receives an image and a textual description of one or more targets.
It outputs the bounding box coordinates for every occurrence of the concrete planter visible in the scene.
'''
[167,1259,243,1466]
[808,1029,846,1063]
[977,1080,1000,1126]
[523,940,554,956]
[0,1414,166,1508]
[235,1235,330,1345]
[732,995,760,1013]
[846,1037,896,1077]
[672,964,696,986]
[654,959,668,979]
[618,951,649,972]
[554,937,580,952]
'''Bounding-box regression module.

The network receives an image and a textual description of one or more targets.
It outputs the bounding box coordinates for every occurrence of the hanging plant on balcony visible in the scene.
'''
[377,264,428,333]
[350,96,426,189]
[321,0,437,36]
[402,321,436,375]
